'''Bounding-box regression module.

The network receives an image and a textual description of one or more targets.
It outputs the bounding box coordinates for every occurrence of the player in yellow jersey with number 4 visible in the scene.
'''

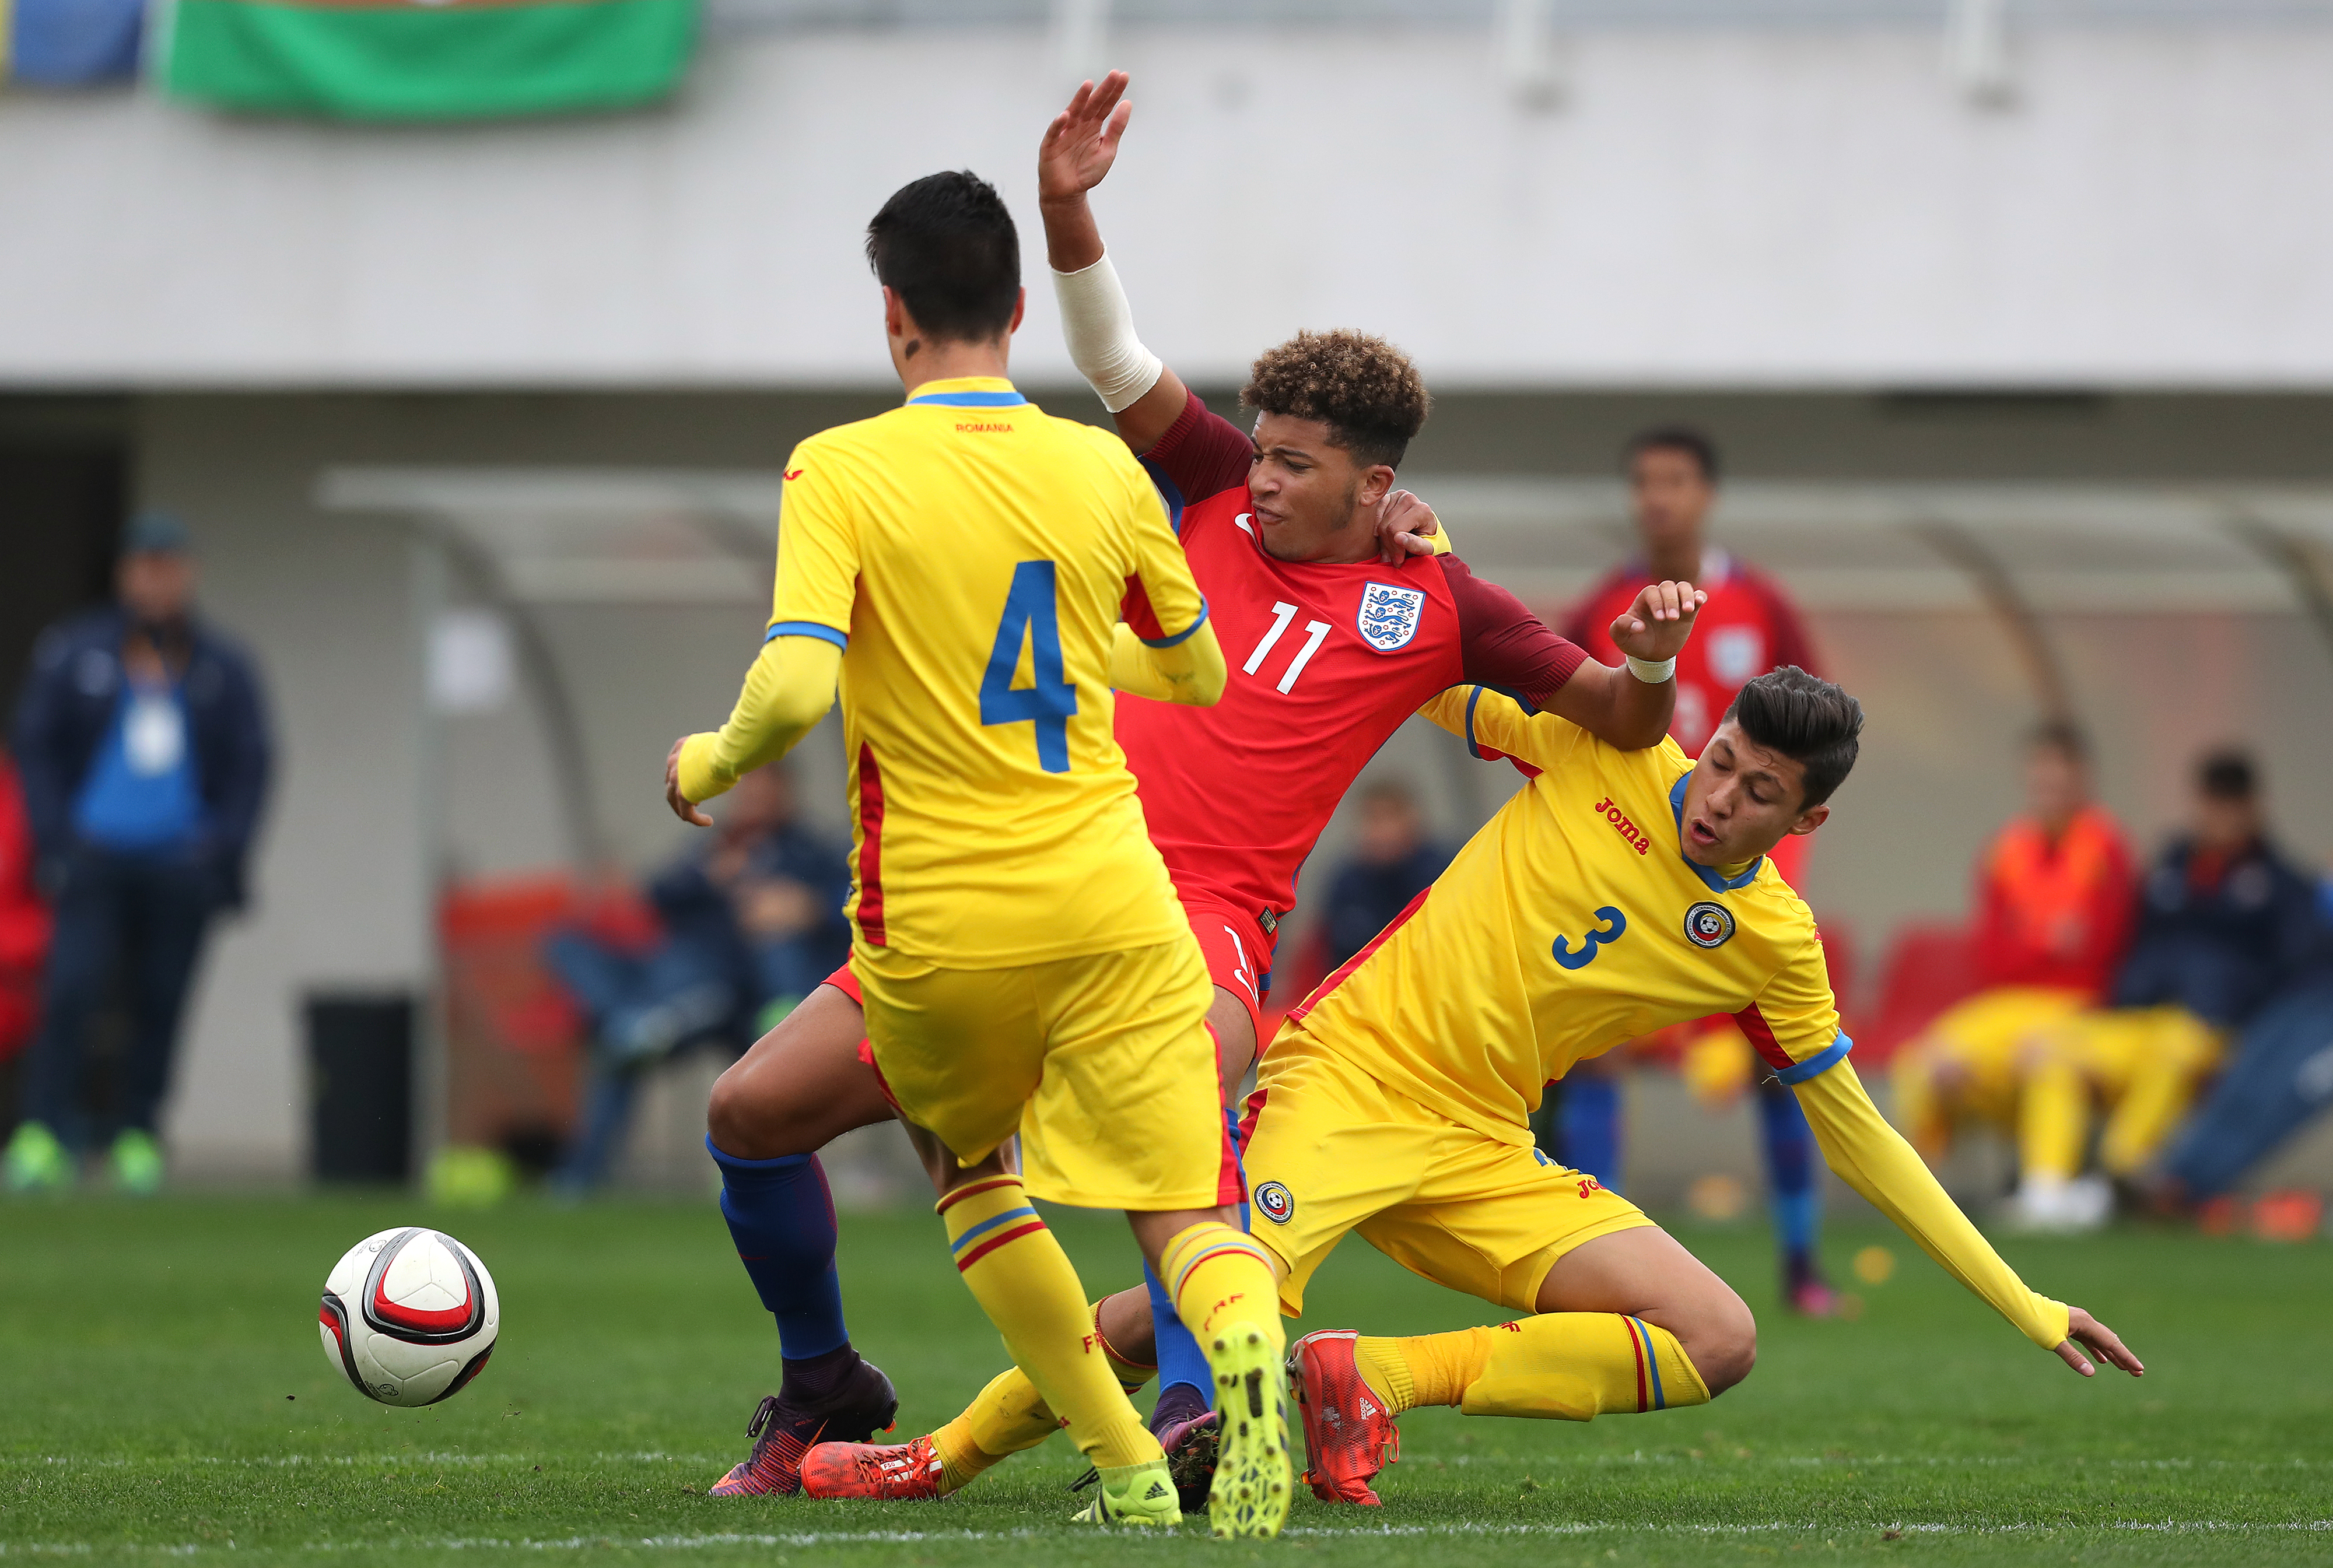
[663,171,1290,1537]
[1250,668,2146,1503]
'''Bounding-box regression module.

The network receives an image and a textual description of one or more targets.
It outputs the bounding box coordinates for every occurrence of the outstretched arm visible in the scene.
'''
[667,634,841,823]
[1038,72,1188,452]
[1745,942,2144,1377]
[1792,1060,2141,1377]
[665,448,856,825]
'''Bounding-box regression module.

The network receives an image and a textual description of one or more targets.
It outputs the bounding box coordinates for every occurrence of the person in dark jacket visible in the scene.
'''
[2113,748,2318,1029]
[548,763,848,1194]
[1320,780,1451,971]
[2,514,272,1195]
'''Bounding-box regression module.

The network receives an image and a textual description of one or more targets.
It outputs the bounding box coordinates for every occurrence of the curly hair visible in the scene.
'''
[1241,329,1431,471]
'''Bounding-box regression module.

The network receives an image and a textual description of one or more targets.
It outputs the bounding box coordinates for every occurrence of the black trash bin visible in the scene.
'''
[307,992,414,1184]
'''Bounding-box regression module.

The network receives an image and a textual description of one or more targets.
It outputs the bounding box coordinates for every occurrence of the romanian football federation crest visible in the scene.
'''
[1254,1181,1295,1224]
[1683,901,1736,949]
[1357,582,1425,653]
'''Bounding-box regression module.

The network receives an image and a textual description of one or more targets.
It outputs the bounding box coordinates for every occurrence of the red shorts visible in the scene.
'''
[817,899,1269,1207]
[1180,893,1274,1052]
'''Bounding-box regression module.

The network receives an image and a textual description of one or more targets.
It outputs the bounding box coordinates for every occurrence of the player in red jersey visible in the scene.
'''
[694,71,1706,1507]
[1557,424,1837,1315]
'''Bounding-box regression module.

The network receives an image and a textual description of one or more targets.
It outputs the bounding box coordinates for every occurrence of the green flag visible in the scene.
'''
[155,0,697,120]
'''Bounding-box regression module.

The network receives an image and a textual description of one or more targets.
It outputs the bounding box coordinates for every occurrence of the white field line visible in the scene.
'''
[4,1522,2332,1555]
[12,1450,2332,1472]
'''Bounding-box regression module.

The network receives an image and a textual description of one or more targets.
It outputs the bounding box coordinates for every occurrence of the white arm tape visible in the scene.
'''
[1051,251,1165,414]
[1626,654,1677,684]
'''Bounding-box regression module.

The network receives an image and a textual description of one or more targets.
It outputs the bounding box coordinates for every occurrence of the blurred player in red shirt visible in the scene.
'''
[1558,425,1838,1314]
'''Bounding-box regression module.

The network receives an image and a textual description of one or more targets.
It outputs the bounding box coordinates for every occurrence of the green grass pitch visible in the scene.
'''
[3,1192,2328,1565]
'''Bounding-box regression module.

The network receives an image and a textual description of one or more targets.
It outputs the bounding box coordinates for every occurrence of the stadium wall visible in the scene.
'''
[115,385,2333,1186]
[2,22,2332,387]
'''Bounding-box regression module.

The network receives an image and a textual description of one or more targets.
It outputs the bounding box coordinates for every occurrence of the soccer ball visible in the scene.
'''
[318,1227,499,1407]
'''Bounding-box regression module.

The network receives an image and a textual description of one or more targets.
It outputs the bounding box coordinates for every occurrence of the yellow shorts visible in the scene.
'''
[1898,985,2090,1128]
[856,935,1221,1212]
[1242,1041,1652,1317]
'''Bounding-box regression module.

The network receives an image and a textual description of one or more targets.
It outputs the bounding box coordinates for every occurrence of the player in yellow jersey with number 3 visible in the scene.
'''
[1252,669,2146,1504]
[663,172,1291,1537]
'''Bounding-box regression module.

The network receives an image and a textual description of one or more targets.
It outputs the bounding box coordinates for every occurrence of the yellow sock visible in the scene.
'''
[929,1300,1155,1492]
[1158,1222,1284,1358]
[1362,1316,1710,1421]
[1354,1328,1494,1415]
[937,1177,1159,1471]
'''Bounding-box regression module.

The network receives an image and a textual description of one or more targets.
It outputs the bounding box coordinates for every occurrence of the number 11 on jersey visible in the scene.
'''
[981,560,1078,773]
[1243,601,1332,695]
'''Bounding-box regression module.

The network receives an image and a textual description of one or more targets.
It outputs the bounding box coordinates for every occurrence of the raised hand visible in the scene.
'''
[1608,581,1706,664]
[2052,1306,2145,1378]
[1039,71,1134,205]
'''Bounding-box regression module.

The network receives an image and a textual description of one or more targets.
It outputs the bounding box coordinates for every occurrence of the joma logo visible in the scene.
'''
[1592,795,1653,857]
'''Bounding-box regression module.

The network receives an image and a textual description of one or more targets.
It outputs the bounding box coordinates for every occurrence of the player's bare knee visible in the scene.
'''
[1689,1293,1758,1397]
[705,1062,796,1161]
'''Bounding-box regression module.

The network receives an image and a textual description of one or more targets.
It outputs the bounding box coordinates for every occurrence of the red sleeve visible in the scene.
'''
[1439,555,1589,710]
[1141,390,1252,517]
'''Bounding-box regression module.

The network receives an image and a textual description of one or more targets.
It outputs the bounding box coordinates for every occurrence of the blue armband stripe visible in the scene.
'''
[1463,685,1486,759]
[764,621,849,650]
[1775,1034,1852,1086]
[1140,598,1210,649]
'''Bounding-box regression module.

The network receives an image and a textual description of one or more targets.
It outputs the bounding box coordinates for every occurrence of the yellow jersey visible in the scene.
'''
[1285,687,1841,1145]
[1272,683,2072,1350]
[766,376,1211,967]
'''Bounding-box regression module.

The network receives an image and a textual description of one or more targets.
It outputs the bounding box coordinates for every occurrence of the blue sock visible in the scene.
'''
[1146,1261,1212,1400]
[1757,1082,1820,1263]
[707,1136,850,1361]
[1558,1076,1624,1192]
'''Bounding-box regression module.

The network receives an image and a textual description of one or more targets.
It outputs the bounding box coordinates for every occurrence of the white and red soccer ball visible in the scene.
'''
[318,1227,499,1407]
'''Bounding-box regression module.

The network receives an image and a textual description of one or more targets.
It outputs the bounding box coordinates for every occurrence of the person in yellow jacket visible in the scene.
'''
[1250,669,2142,1504]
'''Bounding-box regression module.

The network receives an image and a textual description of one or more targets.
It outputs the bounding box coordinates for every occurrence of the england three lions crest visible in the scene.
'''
[1358,581,1426,653]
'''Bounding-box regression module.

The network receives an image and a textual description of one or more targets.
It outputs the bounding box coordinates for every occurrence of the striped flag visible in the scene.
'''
[153,0,697,120]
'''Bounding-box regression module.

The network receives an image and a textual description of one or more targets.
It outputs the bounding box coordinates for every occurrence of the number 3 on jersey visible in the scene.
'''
[981,560,1078,773]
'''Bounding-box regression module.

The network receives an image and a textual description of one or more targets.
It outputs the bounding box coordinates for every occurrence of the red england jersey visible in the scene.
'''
[1563,550,1820,756]
[1116,392,1588,946]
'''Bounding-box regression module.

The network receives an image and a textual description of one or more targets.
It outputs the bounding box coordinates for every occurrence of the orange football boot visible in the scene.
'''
[800,1434,948,1502]
[1287,1329,1399,1506]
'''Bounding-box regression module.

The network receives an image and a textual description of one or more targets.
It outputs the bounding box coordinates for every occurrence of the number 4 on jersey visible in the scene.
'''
[981,560,1078,773]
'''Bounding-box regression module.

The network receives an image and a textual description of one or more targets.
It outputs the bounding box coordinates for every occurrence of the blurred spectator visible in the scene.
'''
[3,514,272,1195]
[1893,722,2136,1171]
[2148,875,2333,1208]
[2008,748,2314,1230]
[549,763,846,1194]
[1321,781,1449,971]
[0,755,54,1135]
[1556,425,1835,1315]
[2111,749,2317,1027]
